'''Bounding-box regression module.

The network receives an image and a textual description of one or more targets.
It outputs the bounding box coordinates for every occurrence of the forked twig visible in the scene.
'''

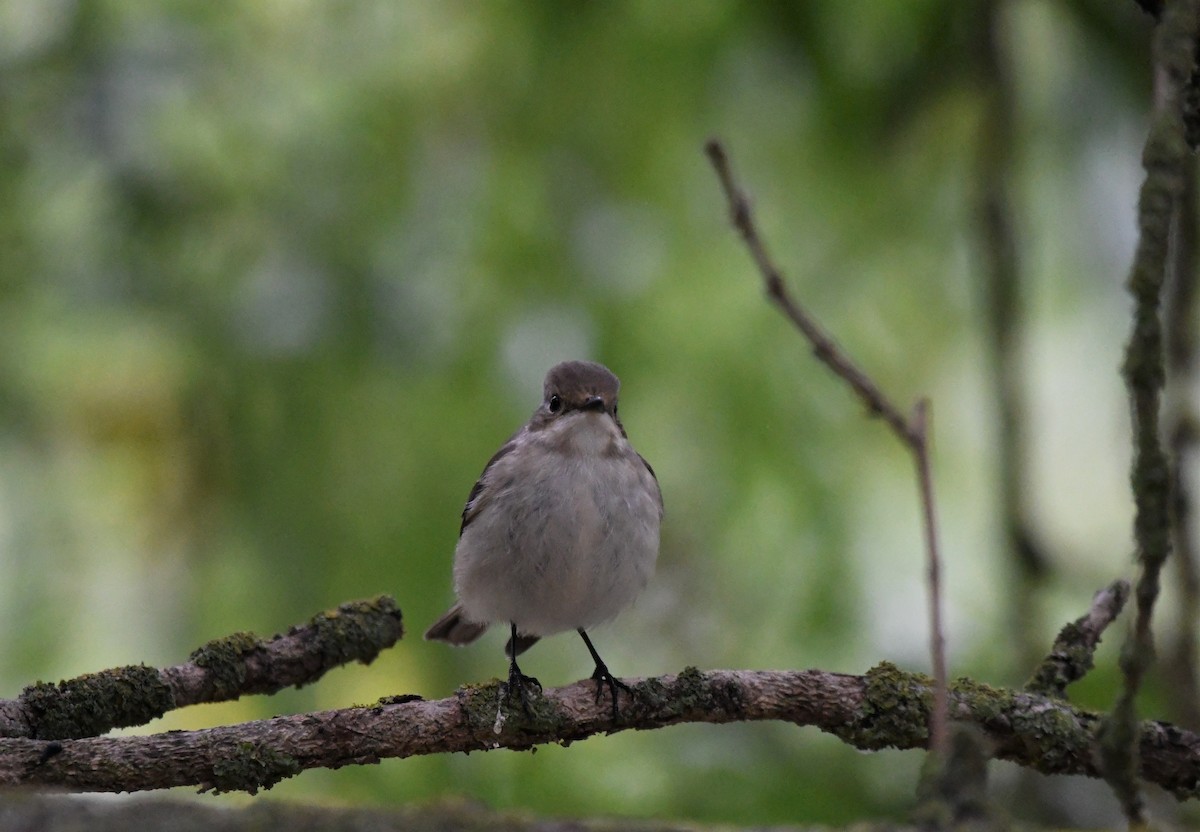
[704,139,948,756]
[1026,580,1131,698]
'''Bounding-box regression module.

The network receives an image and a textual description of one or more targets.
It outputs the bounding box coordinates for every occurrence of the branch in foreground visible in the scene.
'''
[0,596,404,740]
[1026,580,1131,699]
[3,664,1200,799]
[704,139,948,758]
[1105,0,1200,822]
[0,793,933,832]
[1164,72,1200,732]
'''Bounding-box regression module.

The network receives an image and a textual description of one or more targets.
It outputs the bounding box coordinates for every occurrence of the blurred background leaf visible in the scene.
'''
[0,0,1184,826]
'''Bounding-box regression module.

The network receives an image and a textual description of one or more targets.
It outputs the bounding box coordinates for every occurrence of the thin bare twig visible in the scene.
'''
[704,139,948,756]
[910,400,948,758]
[3,664,1200,798]
[0,596,404,740]
[704,142,917,445]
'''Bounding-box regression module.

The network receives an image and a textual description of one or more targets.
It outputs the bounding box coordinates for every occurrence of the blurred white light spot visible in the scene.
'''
[234,251,330,357]
[0,0,74,63]
[501,307,594,402]
[571,202,666,297]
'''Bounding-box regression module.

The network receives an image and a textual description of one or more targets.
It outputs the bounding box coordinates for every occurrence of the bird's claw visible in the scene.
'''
[590,663,632,721]
[499,667,542,716]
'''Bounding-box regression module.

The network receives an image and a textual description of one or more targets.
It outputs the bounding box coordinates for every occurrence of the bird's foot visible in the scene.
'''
[499,663,542,717]
[590,662,633,722]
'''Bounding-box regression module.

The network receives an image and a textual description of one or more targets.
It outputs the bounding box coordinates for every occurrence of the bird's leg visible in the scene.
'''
[499,622,541,714]
[578,629,632,721]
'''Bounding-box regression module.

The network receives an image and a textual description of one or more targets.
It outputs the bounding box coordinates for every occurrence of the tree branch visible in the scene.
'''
[704,138,949,758]
[1103,0,1200,822]
[3,662,1200,799]
[1026,580,1131,698]
[0,792,943,832]
[703,140,918,446]
[0,596,404,740]
[1164,67,1200,732]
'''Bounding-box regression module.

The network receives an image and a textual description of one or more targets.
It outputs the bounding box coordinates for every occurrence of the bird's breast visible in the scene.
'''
[452,435,660,636]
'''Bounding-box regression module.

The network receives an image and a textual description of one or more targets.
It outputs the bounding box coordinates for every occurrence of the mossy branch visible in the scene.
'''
[1164,30,1200,733]
[1,662,1200,798]
[0,596,404,740]
[1026,579,1131,699]
[1103,0,1200,822]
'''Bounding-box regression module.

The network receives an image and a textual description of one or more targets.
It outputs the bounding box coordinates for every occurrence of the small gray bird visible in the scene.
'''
[425,360,663,719]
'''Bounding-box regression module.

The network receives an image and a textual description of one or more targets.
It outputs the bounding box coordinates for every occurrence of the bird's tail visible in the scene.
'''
[424,602,488,645]
[506,632,540,658]
[425,603,542,657]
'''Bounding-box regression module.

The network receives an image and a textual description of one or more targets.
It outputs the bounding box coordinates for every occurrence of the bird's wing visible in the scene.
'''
[638,453,665,519]
[459,429,523,536]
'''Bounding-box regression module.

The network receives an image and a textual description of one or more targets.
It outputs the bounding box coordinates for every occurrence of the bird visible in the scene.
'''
[425,360,663,720]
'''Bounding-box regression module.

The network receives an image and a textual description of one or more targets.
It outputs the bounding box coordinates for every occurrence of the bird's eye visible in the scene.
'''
[548,395,563,413]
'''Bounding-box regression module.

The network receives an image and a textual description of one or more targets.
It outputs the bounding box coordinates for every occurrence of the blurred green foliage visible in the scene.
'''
[0,0,1183,826]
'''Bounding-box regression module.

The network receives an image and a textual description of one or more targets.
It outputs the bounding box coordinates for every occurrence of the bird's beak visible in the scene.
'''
[582,395,606,412]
